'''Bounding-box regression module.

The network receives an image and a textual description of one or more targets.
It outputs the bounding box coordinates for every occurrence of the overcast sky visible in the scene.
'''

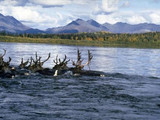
[0,0,160,30]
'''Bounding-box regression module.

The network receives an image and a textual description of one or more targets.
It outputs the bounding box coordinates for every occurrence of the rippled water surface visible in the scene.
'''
[0,42,160,120]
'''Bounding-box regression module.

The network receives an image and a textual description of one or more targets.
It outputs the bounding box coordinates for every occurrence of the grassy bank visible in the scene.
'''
[0,33,160,48]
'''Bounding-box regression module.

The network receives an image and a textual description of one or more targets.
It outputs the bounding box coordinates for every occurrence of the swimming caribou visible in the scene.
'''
[0,49,105,78]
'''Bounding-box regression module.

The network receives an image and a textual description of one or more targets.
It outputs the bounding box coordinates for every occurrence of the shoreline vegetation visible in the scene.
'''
[0,31,160,48]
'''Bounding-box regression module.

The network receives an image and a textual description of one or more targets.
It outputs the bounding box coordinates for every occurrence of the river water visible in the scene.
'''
[0,42,160,120]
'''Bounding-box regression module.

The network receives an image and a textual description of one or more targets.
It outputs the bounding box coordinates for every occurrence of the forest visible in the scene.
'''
[0,31,160,48]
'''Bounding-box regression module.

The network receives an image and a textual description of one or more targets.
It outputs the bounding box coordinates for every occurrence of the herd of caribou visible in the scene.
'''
[0,49,105,78]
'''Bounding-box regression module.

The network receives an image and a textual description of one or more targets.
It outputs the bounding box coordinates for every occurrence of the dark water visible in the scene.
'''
[0,42,160,120]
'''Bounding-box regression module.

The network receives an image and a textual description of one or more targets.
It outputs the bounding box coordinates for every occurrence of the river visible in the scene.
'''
[0,42,160,120]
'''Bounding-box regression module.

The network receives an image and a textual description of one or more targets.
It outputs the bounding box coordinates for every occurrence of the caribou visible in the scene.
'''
[27,52,51,72]
[0,49,14,78]
[0,48,105,78]
[71,49,93,72]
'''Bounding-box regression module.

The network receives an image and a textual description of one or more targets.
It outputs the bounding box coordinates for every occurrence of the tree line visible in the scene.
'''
[0,31,160,48]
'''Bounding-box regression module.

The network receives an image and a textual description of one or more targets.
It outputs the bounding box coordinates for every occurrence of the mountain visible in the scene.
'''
[46,19,108,34]
[47,19,160,34]
[0,13,44,34]
[24,28,45,34]
[87,19,108,30]
[103,22,160,33]
[0,13,29,33]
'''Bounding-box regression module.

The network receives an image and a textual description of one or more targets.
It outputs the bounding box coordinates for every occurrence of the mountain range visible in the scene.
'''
[0,13,160,34]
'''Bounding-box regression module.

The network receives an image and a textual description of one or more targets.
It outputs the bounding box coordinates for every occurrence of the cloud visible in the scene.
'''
[0,0,18,6]
[28,0,93,7]
[29,0,70,7]
[149,12,160,24]
[0,0,30,6]
[0,0,97,29]
[95,0,160,25]
[11,7,51,23]
[121,1,130,7]
[127,15,147,24]
[0,0,94,8]
[0,4,59,29]
[95,0,130,15]
[96,14,120,24]
[102,0,119,13]
[95,11,149,25]
[95,9,160,25]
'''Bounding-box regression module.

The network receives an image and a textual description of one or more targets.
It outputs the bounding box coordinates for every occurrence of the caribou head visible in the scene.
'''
[0,49,12,73]
[19,58,29,69]
[27,52,51,72]
[72,49,93,72]
[53,55,70,70]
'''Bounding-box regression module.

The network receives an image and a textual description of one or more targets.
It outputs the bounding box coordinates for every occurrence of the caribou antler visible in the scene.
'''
[27,52,51,72]
[82,50,93,70]
[77,49,82,62]
[42,53,51,65]
[0,49,11,65]
[2,49,6,57]
[19,58,29,68]
[53,55,59,65]
[86,50,93,70]
[53,55,70,70]
[29,57,33,66]
[72,49,93,71]
[8,57,12,63]
[72,49,84,71]
[0,49,12,73]
[32,52,50,65]
[72,49,83,66]
[1,57,12,67]
[0,49,6,58]
[32,52,38,64]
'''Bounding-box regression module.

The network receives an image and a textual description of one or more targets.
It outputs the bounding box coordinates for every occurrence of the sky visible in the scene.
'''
[0,0,160,30]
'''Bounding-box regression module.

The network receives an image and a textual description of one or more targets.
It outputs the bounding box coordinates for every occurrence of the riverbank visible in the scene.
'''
[0,32,160,48]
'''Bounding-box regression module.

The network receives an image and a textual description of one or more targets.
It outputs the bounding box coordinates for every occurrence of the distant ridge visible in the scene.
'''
[0,13,160,34]
[46,19,108,34]
[0,13,29,33]
[103,22,160,33]
[0,13,44,34]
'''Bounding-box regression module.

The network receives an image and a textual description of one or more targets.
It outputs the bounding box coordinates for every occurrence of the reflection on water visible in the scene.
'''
[1,42,160,77]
